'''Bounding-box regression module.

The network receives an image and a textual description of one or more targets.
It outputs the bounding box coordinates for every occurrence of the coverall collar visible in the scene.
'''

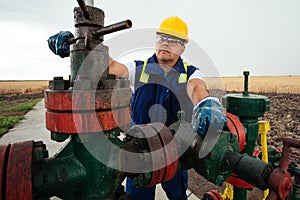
[144,54,186,75]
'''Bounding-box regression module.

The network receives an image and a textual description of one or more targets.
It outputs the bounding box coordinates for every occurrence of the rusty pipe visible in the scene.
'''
[92,20,132,38]
[85,0,94,6]
[280,137,300,170]
[76,0,90,20]
[67,20,132,44]
[266,137,300,200]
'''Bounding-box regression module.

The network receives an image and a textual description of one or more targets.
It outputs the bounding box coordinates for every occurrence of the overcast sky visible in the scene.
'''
[0,0,299,80]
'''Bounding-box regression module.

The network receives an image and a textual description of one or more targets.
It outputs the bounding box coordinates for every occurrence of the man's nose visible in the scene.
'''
[161,40,169,45]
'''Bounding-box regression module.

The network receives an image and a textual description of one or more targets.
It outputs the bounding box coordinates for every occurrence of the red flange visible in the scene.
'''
[44,89,131,111]
[146,125,165,187]
[46,107,131,133]
[141,123,179,187]
[203,190,223,200]
[0,144,10,200]
[151,123,178,182]
[5,141,34,200]
[226,112,245,151]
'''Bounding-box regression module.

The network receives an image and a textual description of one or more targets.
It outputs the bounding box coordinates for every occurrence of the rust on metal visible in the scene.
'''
[267,137,300,199]
[44,89,131,111]
[5,141,34,200]
[0,144,10,200]
[280,138,300,170]
[92,20,132,38]
[76,0,90,19]
[151,123,179,182]
[145,125,165,187]
[46,107,131,133]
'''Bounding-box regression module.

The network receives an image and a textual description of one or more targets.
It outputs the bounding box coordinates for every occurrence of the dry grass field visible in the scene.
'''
[0,76,299,95]
[206,76,300,94]
[0,80,48,95]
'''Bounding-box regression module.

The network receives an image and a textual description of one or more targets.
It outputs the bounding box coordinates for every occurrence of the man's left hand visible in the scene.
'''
[192,97,227,136]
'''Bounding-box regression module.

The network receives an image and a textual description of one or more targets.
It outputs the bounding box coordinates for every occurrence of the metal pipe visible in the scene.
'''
[85,0,94,6]
[92,20,132,38]
[279,137,300,171]
[76,0,90,19]
[225,151,273,190]
[243,71,249,96]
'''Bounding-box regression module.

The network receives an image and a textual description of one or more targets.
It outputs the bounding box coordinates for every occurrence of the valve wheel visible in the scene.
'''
[267,138,299,199]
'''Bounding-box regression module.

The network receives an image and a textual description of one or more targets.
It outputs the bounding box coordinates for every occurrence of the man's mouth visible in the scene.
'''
[159,49,170,54]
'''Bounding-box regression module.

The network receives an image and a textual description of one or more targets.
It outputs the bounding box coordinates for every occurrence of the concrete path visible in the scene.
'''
[0,100,199,200]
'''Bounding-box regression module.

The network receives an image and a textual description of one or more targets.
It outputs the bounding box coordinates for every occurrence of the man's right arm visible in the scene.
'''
[109,57,129,79]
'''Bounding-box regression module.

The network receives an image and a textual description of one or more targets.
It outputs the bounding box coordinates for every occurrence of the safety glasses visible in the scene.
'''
[156,34,185,46]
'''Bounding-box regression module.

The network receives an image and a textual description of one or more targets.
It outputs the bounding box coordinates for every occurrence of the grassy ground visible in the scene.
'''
[0,98,42,135]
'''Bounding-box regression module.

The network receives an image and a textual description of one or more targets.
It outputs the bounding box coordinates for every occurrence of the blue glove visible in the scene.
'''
[192,97,227,136]
[47,31,74,58]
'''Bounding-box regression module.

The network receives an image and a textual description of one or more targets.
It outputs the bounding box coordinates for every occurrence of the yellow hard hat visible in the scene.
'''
[157,16,188,42]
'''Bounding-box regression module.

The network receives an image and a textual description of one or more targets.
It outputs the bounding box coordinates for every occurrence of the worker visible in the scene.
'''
[48,16,226,200]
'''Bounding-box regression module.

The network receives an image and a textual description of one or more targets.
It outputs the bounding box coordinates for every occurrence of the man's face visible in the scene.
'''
[155,34,186,64]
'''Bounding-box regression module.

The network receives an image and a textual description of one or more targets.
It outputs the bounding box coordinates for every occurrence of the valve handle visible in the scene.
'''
[76,0,90,19]
[66,20,132,45]
[266,137,300,200]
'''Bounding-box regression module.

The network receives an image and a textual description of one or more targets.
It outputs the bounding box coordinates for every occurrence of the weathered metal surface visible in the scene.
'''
[92,20,132,38]
[225,151,273,190]
[152,123,179,182]
[203,190,223,200]
[46,107,131,133]
[146,127,165,187]
[70,43,109,86]
[74,4,104,27]
[6,141,33,200]
[267,138,299,199]
[32,136,123,199]
[44,88,131,111]
[48,77,70,90]
[267,169,292,200]
[0,144,9,200]
[76,0,90,20]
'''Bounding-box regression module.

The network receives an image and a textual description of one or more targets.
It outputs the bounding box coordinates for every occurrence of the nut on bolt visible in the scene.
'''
[33,141,48,162]
[215,175,225,186]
